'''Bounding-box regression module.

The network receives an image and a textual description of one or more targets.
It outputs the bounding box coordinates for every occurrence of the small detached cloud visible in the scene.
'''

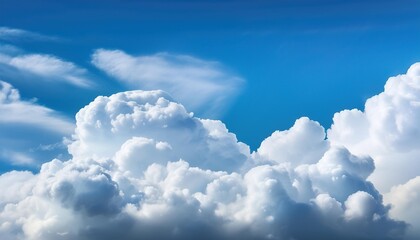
[0,80,73,132]
[91,49,244,117]
[0,53,93,88]
[0,88,406,240]
[0,26,58,42]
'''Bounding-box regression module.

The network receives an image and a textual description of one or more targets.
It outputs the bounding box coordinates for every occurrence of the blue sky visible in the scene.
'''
[1,0,420,153]
[2,1,420,239]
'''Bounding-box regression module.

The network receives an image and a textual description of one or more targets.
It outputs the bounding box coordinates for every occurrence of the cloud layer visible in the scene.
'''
[0,86,409,239]
[91,49,244,117]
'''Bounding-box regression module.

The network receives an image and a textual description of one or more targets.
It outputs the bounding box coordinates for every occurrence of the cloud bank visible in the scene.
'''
[0,82,413,239]
[91,49,244,117]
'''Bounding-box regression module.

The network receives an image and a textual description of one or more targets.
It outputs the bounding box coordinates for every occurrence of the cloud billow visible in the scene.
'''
[0,86,408,239]
[328,62,420,239]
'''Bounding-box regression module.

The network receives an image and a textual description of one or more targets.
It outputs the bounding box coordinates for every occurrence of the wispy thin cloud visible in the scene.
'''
[0,80,73,134]
[0,27,93,89]
[0,53,93,88]
[92,49,244,117]
[0,80,74,166]
[0,27,58,42]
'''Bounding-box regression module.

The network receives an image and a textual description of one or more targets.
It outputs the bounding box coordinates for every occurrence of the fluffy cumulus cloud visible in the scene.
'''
[0,88,408,240]
[328,63,420,238]
[68,90,249,172]
[0,80,73,166]
[254,117,329,167]
[329,63,420,190]
[91,49,244,117]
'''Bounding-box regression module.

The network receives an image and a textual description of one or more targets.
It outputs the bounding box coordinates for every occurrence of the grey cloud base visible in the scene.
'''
[0,88,409,239]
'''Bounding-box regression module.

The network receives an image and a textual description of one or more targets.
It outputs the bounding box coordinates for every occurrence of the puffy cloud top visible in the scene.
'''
[328,62,420,238]
[329,62,420,155]
[0,88,407,240]
[69,90,249,172]
[255,117,329,167]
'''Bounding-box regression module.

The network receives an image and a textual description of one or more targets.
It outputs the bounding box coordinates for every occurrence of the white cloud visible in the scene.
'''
[0,27,57,42]
[254,117,329,167]
[0,27,91,165]
[0,53,92,88]
[0,27,91,88]
[384,176,420,239]
[91,49,244,117]
[328,62,420,237]
[0,32,417,238]
[0,80,73,166]
[329,63,420,190]
[0,89,405,240]
[0,80,73,133]
[69,89,249,172]
[0,151,35,166]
